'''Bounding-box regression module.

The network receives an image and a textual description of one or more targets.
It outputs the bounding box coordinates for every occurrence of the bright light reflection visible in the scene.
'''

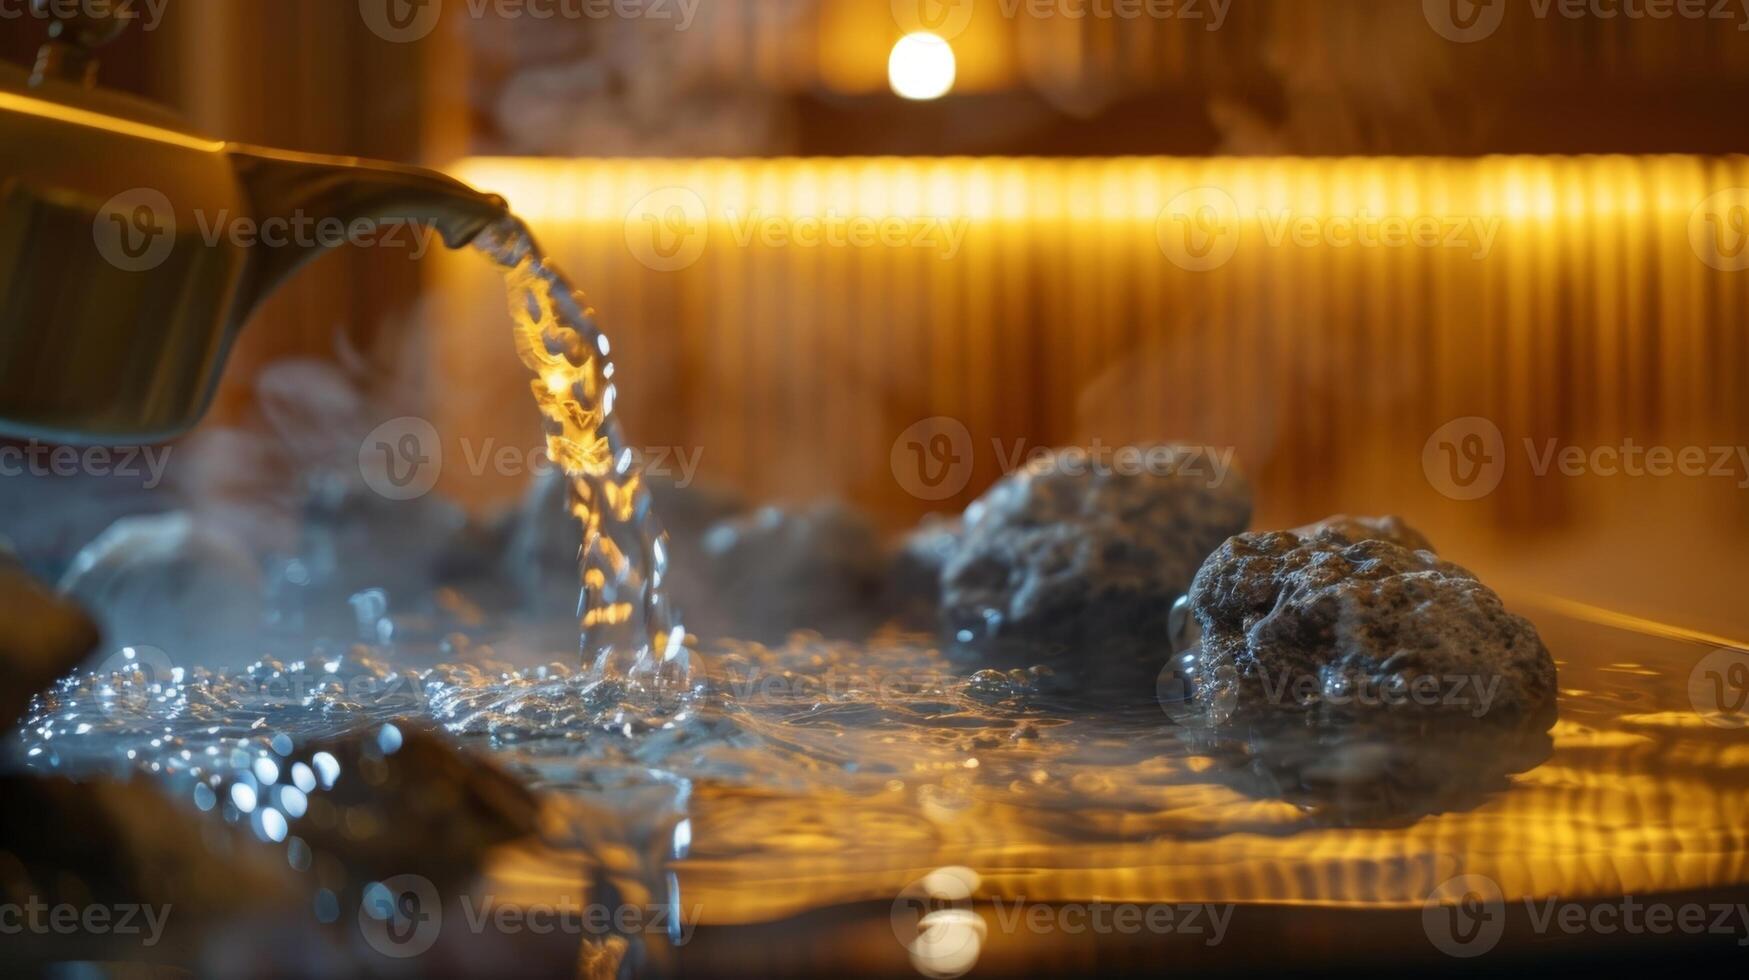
[889,33,956,101]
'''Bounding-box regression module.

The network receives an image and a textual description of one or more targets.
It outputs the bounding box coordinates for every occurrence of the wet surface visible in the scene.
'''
[12,599,1747,951]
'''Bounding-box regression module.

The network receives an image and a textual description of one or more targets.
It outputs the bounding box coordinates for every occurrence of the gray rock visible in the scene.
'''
[59,512,262,664]
[887,515,962,626]
[299,473,470,611]
[1182,530,1556,726]
[0,564,100,726]
[1291,514,1434,553]
[698,502,886,642]
[939,445,1252,650]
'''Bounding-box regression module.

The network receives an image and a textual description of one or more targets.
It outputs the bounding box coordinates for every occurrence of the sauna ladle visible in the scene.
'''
[0,9,507,444]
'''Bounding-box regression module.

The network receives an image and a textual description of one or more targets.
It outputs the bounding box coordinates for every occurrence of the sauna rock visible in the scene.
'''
[59,511,263,664]
[1183,529,1556,725]
[698,501,887,642]
[887,515,963,626]
[939,445,1252,651]
[1292,514,1434,553]
[298,474,473,615]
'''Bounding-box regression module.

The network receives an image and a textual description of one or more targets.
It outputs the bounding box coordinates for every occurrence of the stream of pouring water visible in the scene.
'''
[474,216,691,691]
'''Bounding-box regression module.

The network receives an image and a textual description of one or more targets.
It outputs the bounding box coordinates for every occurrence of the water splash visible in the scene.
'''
[473,217,692,693]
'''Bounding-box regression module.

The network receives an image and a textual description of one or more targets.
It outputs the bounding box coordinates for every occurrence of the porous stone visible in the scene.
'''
[59,511,262,663]
[887,515,962,626]
[1183,530,1556,726]
[1291,514,1434,553]
[939,445,1252,651]
[698,501,887,642]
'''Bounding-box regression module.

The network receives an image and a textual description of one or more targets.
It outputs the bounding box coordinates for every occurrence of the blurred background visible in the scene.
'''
[3,0,1745,637]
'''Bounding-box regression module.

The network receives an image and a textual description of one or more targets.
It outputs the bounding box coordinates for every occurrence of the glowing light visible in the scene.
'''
[888,33,956,101]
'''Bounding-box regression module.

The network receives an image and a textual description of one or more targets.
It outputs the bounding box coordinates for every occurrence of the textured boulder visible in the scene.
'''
[886,515,963,626]
[939,445,1251,650]
[1180,530,1555,726]
[698,502,887,642]
[59,512,262,663]
[1291,514,1434,553]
